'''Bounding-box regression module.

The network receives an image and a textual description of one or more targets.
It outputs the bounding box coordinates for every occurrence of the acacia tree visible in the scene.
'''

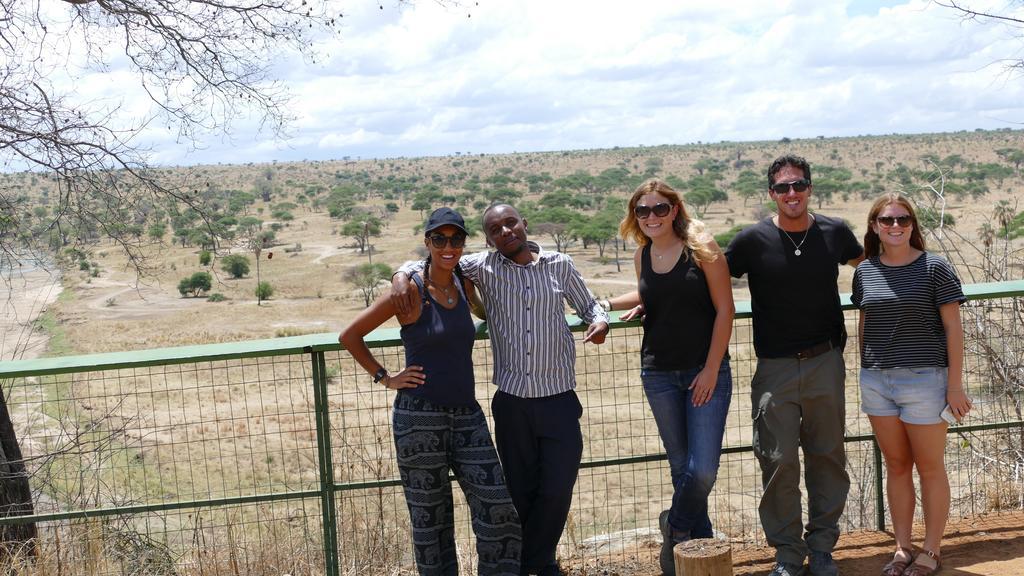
[530,206,582,253]
[346,263,393,307]
[575,207,620,260]
[342,214,383,256]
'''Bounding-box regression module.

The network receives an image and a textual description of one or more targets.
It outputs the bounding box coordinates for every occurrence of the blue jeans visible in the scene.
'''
[642,360,732,538]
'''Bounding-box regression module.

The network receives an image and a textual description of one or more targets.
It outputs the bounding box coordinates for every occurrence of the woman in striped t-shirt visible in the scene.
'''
[851,193,970,576]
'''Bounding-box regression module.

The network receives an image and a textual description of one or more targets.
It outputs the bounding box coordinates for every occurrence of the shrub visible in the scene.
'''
[207,293,226,302]
[221,254,250,278]
[255,281,274,301]
[918,207,956,231]
[199,250,212,266]
[147,222,167,241]
[178,272,212,297]
[713,224,748,247]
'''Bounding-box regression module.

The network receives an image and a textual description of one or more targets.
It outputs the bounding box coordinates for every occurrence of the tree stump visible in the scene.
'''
[673,538,732,576]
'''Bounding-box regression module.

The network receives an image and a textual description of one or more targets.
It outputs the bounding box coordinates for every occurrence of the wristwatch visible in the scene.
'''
[372,367,389,384]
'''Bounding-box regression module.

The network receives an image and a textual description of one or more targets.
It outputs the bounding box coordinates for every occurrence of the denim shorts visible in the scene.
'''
[859,367,948,425]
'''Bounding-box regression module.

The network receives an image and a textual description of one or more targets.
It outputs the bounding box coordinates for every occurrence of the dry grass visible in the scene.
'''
[36,130,1024,356]
[3,130,1024,574]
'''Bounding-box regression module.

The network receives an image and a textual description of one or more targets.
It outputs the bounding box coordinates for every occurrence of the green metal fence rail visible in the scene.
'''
[0,280,1021,575]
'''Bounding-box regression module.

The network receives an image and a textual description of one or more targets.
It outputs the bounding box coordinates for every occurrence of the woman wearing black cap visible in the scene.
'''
[340,207,521,576]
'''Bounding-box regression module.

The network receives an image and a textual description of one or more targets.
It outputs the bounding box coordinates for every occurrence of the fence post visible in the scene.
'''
[312,351,340,576]
[873,437,885,531]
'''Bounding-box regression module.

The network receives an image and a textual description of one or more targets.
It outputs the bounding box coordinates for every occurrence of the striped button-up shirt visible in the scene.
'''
[401,242,608,398]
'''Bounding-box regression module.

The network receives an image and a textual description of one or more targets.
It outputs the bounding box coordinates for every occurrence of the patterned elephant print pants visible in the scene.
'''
[393,393,522,576]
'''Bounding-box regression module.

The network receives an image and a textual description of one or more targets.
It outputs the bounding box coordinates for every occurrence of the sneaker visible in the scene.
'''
[807,551,838,576]
[658,510,692,575]
[768,561,807,576]
[658,510,673,576]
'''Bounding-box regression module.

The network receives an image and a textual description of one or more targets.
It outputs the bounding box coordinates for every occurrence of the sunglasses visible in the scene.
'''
[428,232,467,249]
[634,202,672,219]
[876,215,913,228]
[770,179,811,194]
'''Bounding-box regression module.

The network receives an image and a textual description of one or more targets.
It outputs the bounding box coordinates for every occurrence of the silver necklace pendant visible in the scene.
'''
[782,214,813,257]
[431,278,456,305]
[440,286,455,305]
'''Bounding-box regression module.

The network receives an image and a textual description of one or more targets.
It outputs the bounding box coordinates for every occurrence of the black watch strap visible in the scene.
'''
[373,367,389,383]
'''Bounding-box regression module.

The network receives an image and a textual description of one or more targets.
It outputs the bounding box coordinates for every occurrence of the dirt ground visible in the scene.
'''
[565,511,1024,575]
[0,266,62,361]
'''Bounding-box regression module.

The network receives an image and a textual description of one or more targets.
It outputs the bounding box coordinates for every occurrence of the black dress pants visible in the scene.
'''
[491,389,583,576]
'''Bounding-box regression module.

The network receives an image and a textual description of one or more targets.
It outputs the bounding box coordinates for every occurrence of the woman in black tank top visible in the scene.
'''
[602,179,735,576]
[340,208,521,576]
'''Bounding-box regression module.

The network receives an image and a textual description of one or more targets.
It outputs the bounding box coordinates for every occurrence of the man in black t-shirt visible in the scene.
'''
[725,155,864,576]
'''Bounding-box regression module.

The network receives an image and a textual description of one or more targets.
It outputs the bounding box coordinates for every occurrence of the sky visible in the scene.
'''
[84,0,1024,165]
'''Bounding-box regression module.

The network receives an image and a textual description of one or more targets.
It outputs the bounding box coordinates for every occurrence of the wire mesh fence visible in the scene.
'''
[0,282,1020,575]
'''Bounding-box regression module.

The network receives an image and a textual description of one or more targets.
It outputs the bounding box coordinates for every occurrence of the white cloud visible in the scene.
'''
[122,0,1024,165]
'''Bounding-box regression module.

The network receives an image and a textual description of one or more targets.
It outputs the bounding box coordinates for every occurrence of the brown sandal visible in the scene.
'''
[903,549,941,576]
[881,547,915,576]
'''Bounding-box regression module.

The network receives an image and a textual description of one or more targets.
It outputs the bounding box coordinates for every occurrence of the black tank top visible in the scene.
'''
[399,272,477,406]
[638,243,718,370]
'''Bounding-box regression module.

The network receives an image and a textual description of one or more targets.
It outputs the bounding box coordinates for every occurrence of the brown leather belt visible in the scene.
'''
[793,339,834,360]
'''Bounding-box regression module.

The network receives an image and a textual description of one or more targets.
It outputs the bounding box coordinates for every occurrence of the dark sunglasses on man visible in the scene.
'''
[770,179,811,194]
[428,232,467,249]
[634,202,672,219]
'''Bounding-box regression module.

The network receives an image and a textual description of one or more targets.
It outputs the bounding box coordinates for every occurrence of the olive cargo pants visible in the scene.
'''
[751,349,850,566]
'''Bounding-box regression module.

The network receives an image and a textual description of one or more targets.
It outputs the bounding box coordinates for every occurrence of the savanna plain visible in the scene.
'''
[4,130,1024,575]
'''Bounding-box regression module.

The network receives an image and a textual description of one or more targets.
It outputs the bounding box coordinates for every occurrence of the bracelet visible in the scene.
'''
[372,367,389,383]
[599,299,612,312]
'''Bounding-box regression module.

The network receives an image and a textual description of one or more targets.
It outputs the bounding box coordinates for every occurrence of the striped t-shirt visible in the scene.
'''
[851,252,965,369]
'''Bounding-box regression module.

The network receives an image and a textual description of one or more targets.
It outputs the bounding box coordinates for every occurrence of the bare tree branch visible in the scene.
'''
[935,1,1024,26]
[935,1,1024,77]
[0,0,343,273]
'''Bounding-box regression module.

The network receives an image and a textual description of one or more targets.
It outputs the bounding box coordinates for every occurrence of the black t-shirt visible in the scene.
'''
[638,244,717,370]
[725,214,863,358]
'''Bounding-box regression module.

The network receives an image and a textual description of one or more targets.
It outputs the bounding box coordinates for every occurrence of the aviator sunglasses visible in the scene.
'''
[634,202,672,219]
[428,232,467,249]
[876,215,913,228]
[770,179,811,194]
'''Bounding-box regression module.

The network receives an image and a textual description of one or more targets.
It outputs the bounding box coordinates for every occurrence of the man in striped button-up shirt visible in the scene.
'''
[394,204,609,576]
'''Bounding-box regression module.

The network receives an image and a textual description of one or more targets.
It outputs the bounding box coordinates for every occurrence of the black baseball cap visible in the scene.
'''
[424,207,468,235]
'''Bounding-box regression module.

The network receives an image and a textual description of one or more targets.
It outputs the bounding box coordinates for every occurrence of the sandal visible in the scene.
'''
[903,549,941,576]
[881,546,915,576]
